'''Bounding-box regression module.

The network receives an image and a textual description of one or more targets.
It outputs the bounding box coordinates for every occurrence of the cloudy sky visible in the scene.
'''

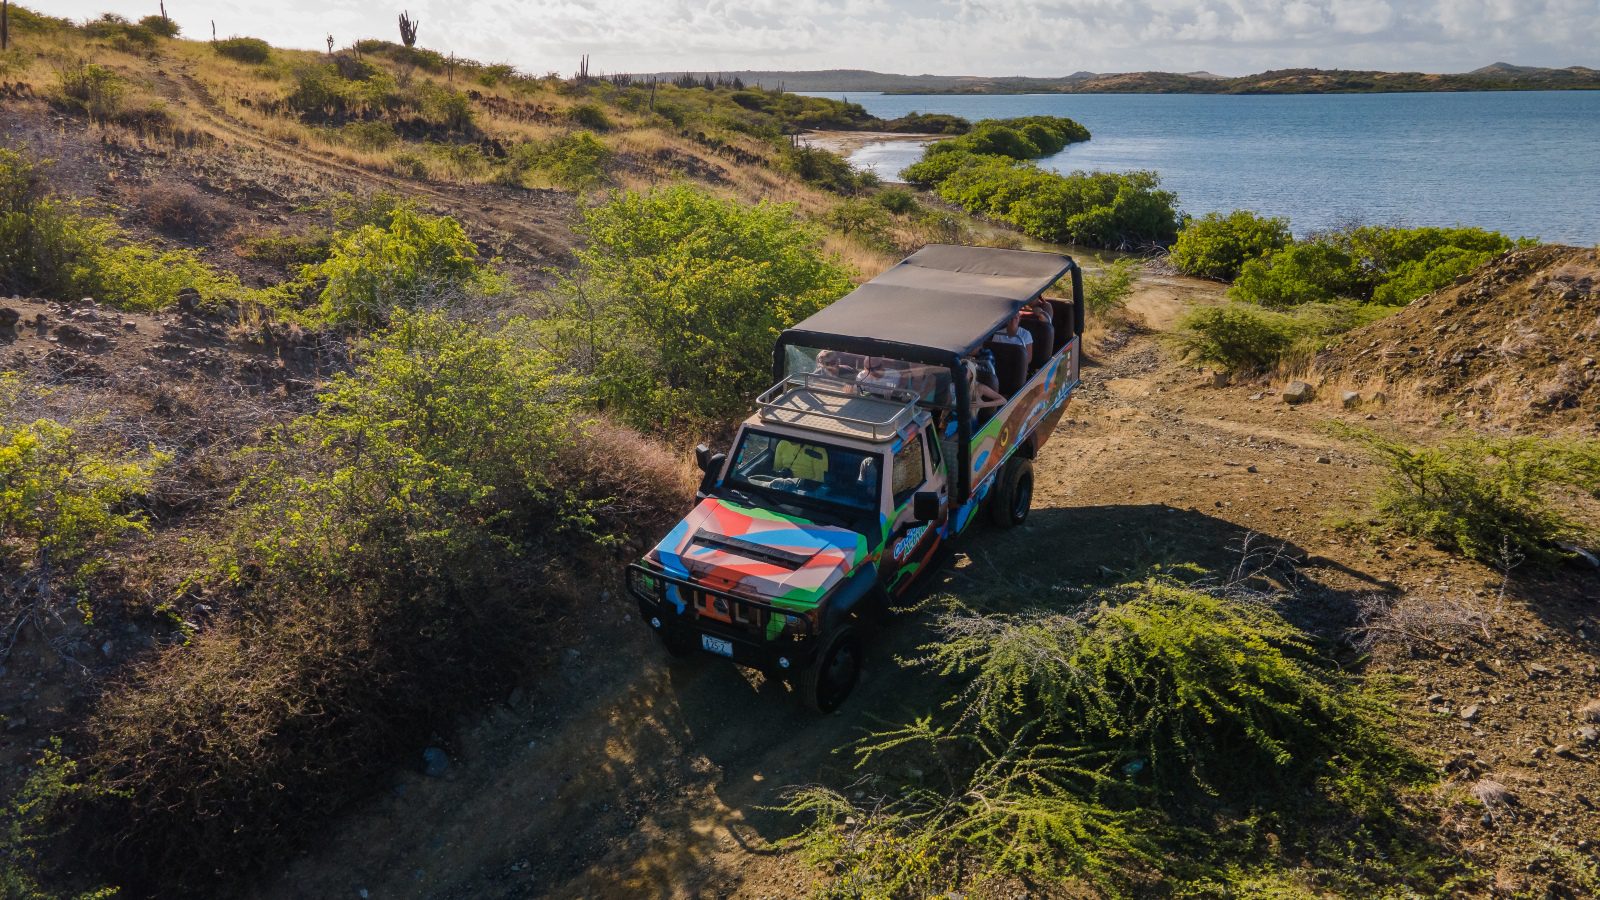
[49,0,1600,77]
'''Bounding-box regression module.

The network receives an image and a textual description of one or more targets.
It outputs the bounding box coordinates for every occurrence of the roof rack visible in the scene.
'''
[755,373,920,441]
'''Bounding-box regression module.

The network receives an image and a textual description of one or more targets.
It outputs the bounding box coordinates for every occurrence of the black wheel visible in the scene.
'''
[988,457,1035,528]
[800,625,862,714]
[657,625,698,658]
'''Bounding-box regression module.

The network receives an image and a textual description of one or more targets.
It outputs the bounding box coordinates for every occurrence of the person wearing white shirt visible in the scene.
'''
[989,311,1033,369]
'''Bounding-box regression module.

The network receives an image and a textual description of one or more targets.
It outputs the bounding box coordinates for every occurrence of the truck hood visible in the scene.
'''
[647,498,870,610]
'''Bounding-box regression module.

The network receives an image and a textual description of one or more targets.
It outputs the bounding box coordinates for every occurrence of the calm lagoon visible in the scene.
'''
[803,91,1600,244]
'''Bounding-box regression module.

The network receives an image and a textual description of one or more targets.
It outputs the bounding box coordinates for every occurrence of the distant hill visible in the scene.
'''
[642,65,1600,94]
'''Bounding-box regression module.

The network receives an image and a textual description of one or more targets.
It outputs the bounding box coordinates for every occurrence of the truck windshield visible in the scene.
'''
[726,430,882,514]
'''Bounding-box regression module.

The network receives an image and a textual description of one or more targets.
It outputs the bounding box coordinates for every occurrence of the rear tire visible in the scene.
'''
[800,625,862,714]
[989,457,1035,528]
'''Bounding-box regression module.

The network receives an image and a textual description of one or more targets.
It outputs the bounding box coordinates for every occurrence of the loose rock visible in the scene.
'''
[1282,381,1315,404]
[1341,390,1362,409]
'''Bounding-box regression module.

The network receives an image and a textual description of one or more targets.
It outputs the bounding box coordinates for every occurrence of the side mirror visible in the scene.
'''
[695,448,727,498]
[912,490,941,523]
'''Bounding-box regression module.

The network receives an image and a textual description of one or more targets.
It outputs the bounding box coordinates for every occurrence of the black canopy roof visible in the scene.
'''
[779,244,1075,361]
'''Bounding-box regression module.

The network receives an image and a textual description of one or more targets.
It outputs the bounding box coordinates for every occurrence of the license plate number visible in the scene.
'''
[701,634,734,657]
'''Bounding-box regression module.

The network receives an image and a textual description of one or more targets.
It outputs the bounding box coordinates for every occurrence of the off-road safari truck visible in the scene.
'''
[627,245,1084,711]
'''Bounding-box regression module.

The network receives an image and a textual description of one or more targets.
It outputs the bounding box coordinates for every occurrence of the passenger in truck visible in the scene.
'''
[989,311,1033,369]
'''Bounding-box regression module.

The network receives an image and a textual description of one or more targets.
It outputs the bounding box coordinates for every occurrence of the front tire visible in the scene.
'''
[800,625,862,713]
[989,457,1035,528]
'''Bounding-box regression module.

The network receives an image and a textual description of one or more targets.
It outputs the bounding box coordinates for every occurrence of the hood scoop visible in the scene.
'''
[689,529,811,570]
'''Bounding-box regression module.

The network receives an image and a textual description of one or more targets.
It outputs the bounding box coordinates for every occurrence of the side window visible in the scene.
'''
[892,434,925,506]
[924,425,943,471]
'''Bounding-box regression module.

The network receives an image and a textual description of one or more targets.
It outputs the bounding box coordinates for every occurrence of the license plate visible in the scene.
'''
[701,634,734,657]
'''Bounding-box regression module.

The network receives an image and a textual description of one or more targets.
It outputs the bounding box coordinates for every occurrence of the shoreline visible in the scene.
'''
[798,130,938,157]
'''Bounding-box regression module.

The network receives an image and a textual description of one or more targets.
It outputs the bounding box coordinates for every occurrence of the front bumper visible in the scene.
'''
[627,562,820,673]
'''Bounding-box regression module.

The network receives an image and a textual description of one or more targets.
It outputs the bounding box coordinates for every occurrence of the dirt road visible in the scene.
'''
[258,282,1600,899]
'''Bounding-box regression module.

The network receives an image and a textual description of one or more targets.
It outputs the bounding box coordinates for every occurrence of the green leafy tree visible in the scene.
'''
[547,186,854,427]
[1170,210,1292,281]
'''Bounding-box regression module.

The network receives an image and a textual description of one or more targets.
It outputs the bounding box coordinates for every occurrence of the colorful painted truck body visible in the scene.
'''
[627,245,1083,711]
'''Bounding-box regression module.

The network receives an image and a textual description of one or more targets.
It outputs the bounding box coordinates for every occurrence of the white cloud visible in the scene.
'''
[41,0,1600,75]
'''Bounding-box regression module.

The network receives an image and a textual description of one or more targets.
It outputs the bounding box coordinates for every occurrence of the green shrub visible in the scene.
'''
[779,730,1151,897]
[935,160,1181,250]
[784,577,1420,896]
[1370,244,1496,305]
[137,14,180,37]
[0,149,246,310]
[339,120,399,150]
[284,64,397,121]
[503,131,611,189]
[9,4,72,32]
[784,145,865,194]
[1083,257,1139,316]
[423,141,488,179]
[1340,427,1600,565]
[1170,303,1302,371]
[567,101,613,131]
[1170,301,1393,372]
[82,13,157,51]
[881,111,970,134]
[0,407,165,587]
[909,151,1181,249]
[1231,241,1358,307]
[56,63,124,119]
[237,228,333,269]
[299,205,496,326]
[900,148,980,187]
[476,63,517,86]
[871,187,918,215]
[0,740,118,900]
[823,197,893,245]
[545,186,853,428]
[926,115,1089,160]
[212,36,271,64]
[90,243,246,312]
[75,312,681,894]
[415,83,474,131]
[1231,225,1523,308]
[1170,210,1292,281]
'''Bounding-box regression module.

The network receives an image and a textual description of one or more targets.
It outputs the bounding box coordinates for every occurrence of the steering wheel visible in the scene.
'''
[747,474,779,487]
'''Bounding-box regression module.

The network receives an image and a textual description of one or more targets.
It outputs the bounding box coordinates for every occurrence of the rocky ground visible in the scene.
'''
[1313,245,1600,433]
[248,283,1600,899]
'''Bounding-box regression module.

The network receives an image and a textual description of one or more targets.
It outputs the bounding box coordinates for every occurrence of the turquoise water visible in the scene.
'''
[803,91,1600,244]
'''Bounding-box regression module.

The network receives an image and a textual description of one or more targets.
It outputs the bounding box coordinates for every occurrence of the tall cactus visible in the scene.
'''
[398,10,418,48]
